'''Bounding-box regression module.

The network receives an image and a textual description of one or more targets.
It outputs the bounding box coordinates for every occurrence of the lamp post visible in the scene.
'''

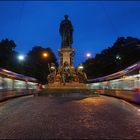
[17,54,25,74]
[77,64,87,83]
[42,52,50,71]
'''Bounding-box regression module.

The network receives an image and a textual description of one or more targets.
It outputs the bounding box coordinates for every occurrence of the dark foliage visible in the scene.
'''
[0,39,58,84]
[83,36,140,79]
[0,38,23,73]
[24,46,58,84]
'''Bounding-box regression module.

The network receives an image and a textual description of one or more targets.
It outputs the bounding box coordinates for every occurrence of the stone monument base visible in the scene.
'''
[43,82,99,97]
[47,81,87,89]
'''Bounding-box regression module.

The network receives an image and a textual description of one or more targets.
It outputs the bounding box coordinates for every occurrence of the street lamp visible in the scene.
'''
[86,52,91,58]
[17,54,25,74]
[42,52,48,58]
[78,64,84,70]
[78,64,84,75]
[18,55,25,61]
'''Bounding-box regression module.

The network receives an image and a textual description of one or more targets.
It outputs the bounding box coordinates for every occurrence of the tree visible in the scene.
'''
[0,39,19,71]
[83,36,140,79]
[25,46,58,84]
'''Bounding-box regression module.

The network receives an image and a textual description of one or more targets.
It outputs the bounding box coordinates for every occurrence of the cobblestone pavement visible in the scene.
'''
[0,93,140,139]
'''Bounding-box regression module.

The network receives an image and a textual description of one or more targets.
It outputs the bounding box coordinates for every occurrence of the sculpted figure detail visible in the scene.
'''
[59,15,74,47]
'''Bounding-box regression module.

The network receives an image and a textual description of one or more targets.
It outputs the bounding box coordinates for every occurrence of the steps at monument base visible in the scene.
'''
[39,82,99,97]
[40,82,96,96]
[47,82,87,89]
[39,87,99,97]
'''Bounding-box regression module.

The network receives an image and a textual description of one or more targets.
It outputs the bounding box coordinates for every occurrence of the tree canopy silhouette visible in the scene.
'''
[83,36,140,79]
[0,38,21,72]
[25,46,58,84]
[0,39,58,84]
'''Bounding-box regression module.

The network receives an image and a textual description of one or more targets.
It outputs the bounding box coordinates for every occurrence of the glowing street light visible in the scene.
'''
[86,52,91,58]
[78,64,84,70]
[18,55,25,61]
[17,54,25,74]
[43,52,48,58]
[50,66,55,69]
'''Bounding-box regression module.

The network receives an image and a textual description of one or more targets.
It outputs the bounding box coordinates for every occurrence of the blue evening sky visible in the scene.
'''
[0,1,140,66]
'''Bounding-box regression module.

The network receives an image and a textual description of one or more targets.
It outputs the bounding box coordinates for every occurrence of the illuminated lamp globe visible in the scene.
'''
[18,55,25,61]
[86,52,91,58]
[43,53,48,58]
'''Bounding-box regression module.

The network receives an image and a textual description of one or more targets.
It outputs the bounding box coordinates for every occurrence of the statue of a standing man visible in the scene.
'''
[59,15,74,48]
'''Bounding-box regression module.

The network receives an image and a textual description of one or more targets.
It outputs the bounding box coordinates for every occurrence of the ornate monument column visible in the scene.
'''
[59,15,75,66]
[47,15,87,86]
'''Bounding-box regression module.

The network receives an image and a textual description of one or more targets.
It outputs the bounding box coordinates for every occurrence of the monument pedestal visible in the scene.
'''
[47,82,87,89]
[46,82,91,95]
[45,82,99,97]
[59,48,74,67]
[47,15,87,87]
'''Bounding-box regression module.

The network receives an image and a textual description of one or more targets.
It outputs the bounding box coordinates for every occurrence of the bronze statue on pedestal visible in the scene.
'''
[47,15,87,85]
[59,15,74,48]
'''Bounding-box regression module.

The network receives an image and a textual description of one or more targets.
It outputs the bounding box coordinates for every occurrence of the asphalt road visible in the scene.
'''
[0,93,140,139]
